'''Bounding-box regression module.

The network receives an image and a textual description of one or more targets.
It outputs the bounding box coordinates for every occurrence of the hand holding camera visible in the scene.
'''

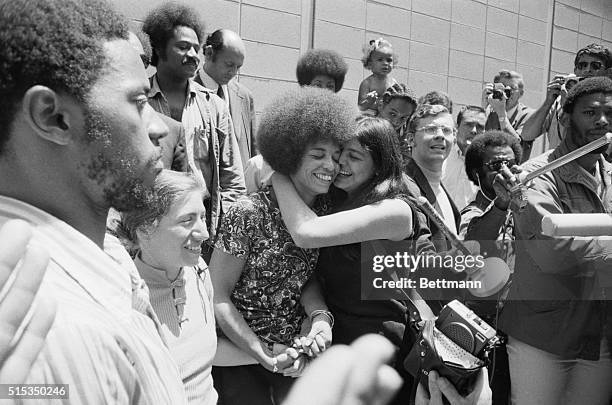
[483,83,509,117]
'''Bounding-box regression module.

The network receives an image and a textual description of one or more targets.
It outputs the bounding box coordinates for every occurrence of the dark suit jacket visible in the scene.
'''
[404,158,460,253]
[195,74,257,171]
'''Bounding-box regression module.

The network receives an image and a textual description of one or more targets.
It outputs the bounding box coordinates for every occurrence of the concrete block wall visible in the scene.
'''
[114,0,611,118]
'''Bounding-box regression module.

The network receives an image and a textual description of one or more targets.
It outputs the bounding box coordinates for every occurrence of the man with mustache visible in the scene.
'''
[143,3,246,248]
[499,76,612,404]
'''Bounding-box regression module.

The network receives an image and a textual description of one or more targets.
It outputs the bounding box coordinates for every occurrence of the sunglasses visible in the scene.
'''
[484,159,516,171]
[575,61,604,71]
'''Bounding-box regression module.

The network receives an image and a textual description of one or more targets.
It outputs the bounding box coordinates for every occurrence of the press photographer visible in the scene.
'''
[522,43,612,152]
[481,70,535,162]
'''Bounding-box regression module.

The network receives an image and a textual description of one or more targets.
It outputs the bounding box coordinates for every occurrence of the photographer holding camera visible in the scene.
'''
[522,43,612,153]
[481,70,535,162]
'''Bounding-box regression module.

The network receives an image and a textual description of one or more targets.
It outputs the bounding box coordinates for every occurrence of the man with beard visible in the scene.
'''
[499,77,612,404]
[143,3,246,249]
[0,0,188,402]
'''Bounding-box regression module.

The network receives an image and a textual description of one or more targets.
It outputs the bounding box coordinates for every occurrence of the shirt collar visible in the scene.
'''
[0,195,134,313]
[197,68,219,91]
[198,68,229,102]
[506,103,519,119]
[148,73,197,99]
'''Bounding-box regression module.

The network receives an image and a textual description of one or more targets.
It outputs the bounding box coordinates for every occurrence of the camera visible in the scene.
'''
[436,300,498,357]
[490,82,512,100]
[561,74,582,92]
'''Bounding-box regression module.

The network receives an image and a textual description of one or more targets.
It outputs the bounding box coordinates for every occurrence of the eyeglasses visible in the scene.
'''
[575,60,604,71]
[415,125,454,136]
[484,159,516,171]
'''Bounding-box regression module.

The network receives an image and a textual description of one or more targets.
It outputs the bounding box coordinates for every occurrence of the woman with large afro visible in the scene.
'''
[209,87,355,405]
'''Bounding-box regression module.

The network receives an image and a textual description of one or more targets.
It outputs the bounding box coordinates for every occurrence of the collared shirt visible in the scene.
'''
[148,75,212,194]
[0,195,187,404]
[134,257,217,405]
[419,164,458,235]
[442,143,478,211]
[198,68,229,108]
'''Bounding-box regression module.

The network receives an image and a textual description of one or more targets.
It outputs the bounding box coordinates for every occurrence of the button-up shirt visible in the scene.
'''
[0,196,187,404]
[147,75,212,194]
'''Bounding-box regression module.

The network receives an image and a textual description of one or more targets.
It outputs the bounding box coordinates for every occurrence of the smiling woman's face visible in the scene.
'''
[138,189,208,270]
[334,139,375,196]
[289,140,341,203]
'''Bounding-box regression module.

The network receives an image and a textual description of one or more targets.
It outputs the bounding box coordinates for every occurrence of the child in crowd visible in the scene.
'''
[358,38,398,115]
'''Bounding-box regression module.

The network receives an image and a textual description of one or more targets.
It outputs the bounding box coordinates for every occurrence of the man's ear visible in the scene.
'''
[204,45,214,60]
[21,86,76,145]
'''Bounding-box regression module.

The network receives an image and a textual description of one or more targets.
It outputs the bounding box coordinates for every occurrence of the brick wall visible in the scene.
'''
[114,0,612,119]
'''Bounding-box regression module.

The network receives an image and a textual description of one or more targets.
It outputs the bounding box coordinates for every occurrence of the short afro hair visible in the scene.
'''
[418,91,453,113]
[465,130,522,185]
[257,87,356,175]
[563,76,612,114]
[574,43,612,70]
[142,2,204,67]
[0,0,128,154]
[296,49,348,93]
[381,83,417,111]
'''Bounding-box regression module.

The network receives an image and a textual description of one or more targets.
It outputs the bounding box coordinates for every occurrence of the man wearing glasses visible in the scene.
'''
[405,104,461,252]
[442,105,486,210]
[522,43,612,153]
[458,129,523,405]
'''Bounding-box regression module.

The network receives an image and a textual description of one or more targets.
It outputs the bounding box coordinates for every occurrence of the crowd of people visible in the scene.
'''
[1,0,611,404]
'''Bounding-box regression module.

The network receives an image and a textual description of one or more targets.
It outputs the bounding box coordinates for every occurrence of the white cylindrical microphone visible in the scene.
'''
[541,214,612,237]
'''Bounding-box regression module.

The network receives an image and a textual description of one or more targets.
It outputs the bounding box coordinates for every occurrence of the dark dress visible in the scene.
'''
[316,193,437,404]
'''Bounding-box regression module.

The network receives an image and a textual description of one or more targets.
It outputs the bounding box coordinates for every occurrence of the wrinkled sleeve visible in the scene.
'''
[515,175,612,277]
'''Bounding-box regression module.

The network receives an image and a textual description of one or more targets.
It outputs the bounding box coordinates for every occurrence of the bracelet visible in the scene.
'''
[272,356,278,373]
[310,309,334,328]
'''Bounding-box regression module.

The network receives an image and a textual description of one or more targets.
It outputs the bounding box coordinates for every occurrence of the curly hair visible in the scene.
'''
[332,116,410,210]
[142,2,204,67]
[361,38,398,68]
[381,83,417,110]
[115,170,207,256]
[0,0,128,155]
[465,130,522,185]
[296,49,348,93]
[575,43,612,70]
[257,87,356,175]
[563,76,612,114]
[418,91,453,113]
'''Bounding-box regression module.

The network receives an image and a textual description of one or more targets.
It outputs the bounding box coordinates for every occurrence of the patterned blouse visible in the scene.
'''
[215,188,329,346]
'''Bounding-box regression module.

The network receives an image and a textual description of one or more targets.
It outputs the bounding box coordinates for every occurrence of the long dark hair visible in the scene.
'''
[331,116,411,212]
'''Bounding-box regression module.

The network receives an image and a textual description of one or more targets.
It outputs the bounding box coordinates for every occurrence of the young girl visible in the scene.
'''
[358,38,398,115]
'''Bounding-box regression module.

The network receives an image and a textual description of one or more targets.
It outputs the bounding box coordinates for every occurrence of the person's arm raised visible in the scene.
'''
[272,173,413,249]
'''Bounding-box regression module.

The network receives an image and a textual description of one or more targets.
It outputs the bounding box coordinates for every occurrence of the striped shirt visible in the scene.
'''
[0,196,187,404]
[134,257,217,405]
